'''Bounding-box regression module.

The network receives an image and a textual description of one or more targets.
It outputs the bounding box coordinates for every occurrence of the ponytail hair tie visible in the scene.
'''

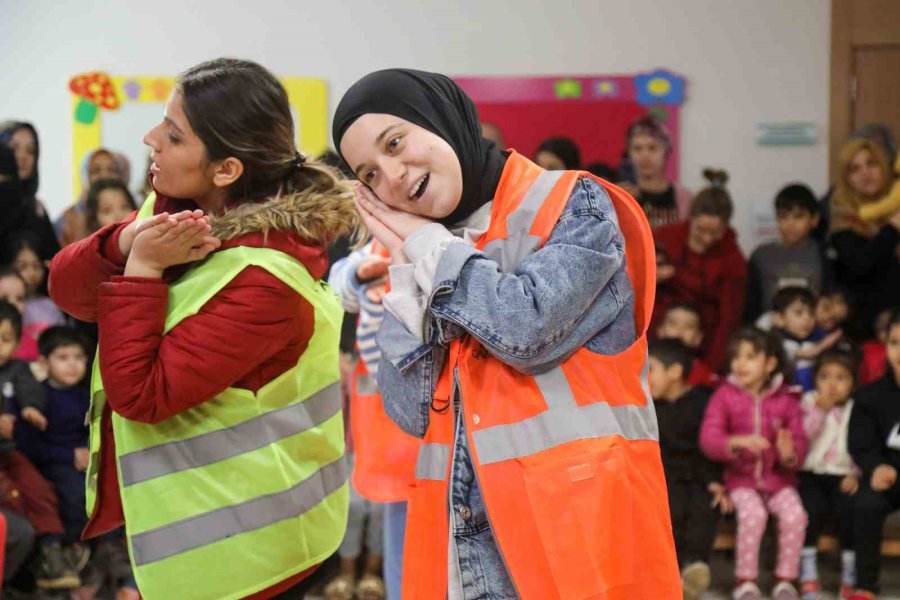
[293,151,306,171]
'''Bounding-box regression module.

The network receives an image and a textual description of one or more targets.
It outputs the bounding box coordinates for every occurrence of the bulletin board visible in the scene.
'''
[454,69,686,180]
[68,72,329,199]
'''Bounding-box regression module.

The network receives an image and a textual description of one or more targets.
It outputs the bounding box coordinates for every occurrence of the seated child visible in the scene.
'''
[847,308,900,599]
[815,288,851,338]
[700,327,809,600]
[745,184,827,324]
[649,338,730,600]
[656,302,718,388]
[798,342,862,600]
[3,234,66,361]
[0,268,40,362]
[772,286,841,391]
[0,301,83,590]
[859,310,891,386]
[14,326,91,561]
[84,179,137,234]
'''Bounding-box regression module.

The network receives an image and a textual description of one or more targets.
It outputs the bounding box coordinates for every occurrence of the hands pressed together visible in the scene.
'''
[119,210,222,278]
[352,184,433,266]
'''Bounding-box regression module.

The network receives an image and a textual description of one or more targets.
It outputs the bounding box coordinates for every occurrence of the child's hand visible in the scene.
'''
[20,407,48,431]
[814,392,839,412]
[364,281,387,303]
[74,448,90,472]
[776,429,796,465]
[356,255,390,282]
[657,264,676,282]
[708,482,733,514]
[729,435,770,454]
[840,474,859,495]
[0,414,15,440]
[871,464,898,492]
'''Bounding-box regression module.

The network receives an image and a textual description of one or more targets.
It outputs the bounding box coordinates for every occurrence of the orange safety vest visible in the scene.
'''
[401,152,680,599]
[350,243,421,502]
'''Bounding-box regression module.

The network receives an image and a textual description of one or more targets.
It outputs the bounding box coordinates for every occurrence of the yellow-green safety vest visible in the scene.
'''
[85,196,349,599]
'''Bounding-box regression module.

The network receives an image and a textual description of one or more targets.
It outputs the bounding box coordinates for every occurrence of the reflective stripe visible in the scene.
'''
[356,373,377,396]
[414,443,450,481]
[483,170,564,272]
[131,455,348,566]
[534,369,577,410]
[119,383,341,487]
[472,401,659,465]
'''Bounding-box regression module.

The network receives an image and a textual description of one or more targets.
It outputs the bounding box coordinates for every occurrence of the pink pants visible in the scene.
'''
[730,487,808,581]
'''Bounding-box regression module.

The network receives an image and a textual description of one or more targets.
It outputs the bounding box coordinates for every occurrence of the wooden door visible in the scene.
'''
[853,47,900,142]
[830,0,900,179]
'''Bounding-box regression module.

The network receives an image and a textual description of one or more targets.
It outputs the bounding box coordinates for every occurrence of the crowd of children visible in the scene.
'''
[1,109,898,600]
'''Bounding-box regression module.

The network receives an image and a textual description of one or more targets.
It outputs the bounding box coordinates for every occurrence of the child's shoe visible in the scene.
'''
[681,561,711,600]
[64,543,91,574]
[733,581,762,600]
[848,591,876,600]
[840,584,856,600]
[324,574,355,600]
[356,573,386,600]
[773,581,800,600]
[34,542,81,589]
[799,579,821,600]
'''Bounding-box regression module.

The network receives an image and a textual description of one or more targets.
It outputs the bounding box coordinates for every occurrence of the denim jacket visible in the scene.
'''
[377,177,636,598]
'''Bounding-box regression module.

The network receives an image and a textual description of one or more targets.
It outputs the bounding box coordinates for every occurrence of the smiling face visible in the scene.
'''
[143,91,222,203]
[730,341,777,395]
[687,214,726,254]
[339,113,463,219]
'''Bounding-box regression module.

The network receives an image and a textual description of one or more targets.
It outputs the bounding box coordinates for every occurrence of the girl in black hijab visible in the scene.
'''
[0,121,60,260]
[334,69,680,600]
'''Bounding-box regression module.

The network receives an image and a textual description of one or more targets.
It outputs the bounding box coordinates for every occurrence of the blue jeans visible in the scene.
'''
[382,501,406,600]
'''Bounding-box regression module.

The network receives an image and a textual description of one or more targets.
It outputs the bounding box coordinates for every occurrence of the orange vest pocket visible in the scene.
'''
[521,445,635,598]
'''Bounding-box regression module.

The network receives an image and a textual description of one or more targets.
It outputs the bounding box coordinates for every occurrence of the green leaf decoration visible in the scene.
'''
[75,99,98,125]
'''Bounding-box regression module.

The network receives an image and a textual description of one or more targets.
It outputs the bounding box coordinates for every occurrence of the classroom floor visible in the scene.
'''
[702,551,900,600]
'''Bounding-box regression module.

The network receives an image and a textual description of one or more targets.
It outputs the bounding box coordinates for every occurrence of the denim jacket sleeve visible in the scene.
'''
[376,178,636,437]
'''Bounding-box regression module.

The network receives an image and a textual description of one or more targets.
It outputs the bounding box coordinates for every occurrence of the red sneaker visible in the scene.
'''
[849,591,877,600]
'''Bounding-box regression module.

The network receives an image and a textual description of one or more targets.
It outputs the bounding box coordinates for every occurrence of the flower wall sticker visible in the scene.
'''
[553,79,583,99]
[633,70,685,106]
[69,72,121,124]
[593,80,619,99]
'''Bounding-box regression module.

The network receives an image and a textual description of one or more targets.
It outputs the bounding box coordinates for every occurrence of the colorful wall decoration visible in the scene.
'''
[454,69,686,181]
[68,72,329,199]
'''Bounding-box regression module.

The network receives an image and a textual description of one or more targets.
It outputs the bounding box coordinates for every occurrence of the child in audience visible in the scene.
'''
[649,338,730,600]
[815,288,851,338]
[656,302,718,387]
[84,179,137,233]
[848,308,900,599]
[3,232,66,359]
[772,286,841,391]
[745,184,827,324]
[0,301,81,590]
[798,343,862,600]
[701,327,809,600]
[0,268,39,361]
[859,310,890,385]
[15,326,91,564]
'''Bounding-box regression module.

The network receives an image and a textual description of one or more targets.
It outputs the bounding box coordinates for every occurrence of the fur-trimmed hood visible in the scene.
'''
[210,186,359,245]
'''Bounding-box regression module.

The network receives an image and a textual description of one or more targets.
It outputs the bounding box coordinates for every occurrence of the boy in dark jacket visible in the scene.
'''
[0,301,79,589]
[15,326,91,559]
[848,308,900,599]
[648,338,730,600]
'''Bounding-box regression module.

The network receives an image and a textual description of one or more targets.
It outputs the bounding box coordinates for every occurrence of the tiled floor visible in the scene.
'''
[701,551,900,599]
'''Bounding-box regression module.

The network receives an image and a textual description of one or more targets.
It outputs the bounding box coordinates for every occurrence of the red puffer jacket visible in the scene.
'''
[49,194,332,599]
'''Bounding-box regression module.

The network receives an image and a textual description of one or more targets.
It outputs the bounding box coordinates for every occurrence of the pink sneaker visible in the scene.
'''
[733,581,762,600]
[773,581,800,600]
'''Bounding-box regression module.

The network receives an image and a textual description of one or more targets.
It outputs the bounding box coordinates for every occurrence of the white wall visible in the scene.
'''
[1,0,831,252]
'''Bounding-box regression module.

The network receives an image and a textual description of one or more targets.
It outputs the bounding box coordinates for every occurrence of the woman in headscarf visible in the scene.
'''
[56,148,131,247]
[0,121,60,260]
[829,138,899,338]
[334,69,679,600]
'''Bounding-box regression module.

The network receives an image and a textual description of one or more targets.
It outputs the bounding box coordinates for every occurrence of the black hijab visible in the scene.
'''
[332,69,507,226]
[0,121,39,200]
